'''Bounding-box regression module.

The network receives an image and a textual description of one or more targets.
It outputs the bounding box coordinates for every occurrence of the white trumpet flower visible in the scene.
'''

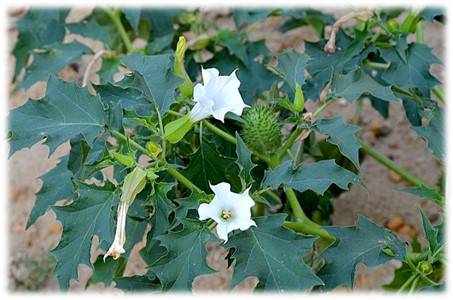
[189,67,249,122]
[198,182,256,242]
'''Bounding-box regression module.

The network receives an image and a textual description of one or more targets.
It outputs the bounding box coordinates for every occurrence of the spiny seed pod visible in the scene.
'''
[242,105,281,154]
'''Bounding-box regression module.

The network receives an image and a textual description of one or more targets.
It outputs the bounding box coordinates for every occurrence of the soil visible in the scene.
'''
[7,8,444,292]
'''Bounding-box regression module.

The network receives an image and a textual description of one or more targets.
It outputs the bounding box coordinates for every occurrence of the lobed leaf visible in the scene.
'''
[9,76,106,156]
[313,117,361,169]
[225,214,322,291]
[51,183,118,290]
[318,216,407,290]
[262,159,361,195]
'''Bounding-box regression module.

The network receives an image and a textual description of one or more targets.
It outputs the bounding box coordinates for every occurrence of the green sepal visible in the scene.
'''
[111,152,136,168]
[164,115,194,144]
[174,36,193,97]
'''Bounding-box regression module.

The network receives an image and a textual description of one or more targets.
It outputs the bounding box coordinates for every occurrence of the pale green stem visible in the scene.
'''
[398,273,417,293]
[104,8,134,53]
[358,138,433,188]
[202,120,275,167]
[363,60,390,69]
[416,21,424,43]
[109,128,202,193]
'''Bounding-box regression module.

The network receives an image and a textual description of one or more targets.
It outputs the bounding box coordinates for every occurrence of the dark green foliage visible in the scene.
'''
[226,214,323,291]
[318,216,407,290]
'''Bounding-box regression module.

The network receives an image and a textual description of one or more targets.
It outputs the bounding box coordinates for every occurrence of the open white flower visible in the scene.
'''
[198,182,256,242]
[189,67,249,122]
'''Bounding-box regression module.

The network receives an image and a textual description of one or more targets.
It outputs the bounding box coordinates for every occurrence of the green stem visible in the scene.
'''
[363,60,390,69]
[358,138,432,187]
[109,128,202,193]
[284,187,308,222]
[433,85,445,103]
[409,276,420,293]
[202,120,275,167]
[275,128,303,163]
[416,21,424,43]
[104,8,134,53]
[109,128,157,161]
[398,273,417,293]
[284,221,334,241]
[391,86,424,105]
[202,120,236,143]
[165,165,203,193]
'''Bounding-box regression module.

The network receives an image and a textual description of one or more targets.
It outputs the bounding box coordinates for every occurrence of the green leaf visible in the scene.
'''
[304,29,369,100]
[232,9,274,27]
[181,140,238,193]
[26,155,73,229]
[273,50,310,91]
[318,216,407,290]
[412,107,444,161]
[174,190,209,222]
[17,41,92,90]
[225,214,322,291]
[381,43,441,93]
[66,19,113,44]
[95,81,152,116]
[98,56,121,84]
[68,137,106,181]
[333,69,399,102]
[419,8,444,23]
[114,275,161,291]
[140,182,177,268]
[400,185,443,205]
[13,9,68,81]
[87,256,126,288]
[313,117,361,169]
[149,219,218,290]
[122,9,142,30]
[215,30,248,64]
[141,9,181,38]
[262,159,361,195]
[51,182,118,290]
[235,132,257,188]
[122,53,183,115]
[9,76,107,156]
[418,207,441,255]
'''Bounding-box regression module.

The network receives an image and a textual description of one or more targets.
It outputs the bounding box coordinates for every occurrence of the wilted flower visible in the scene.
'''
[198,182,256,242]
[189,67,249,122]
[104,167,147,261]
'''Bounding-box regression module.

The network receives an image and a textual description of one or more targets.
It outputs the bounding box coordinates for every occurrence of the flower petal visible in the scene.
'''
[198,202,218,220]
[216,221,229,242]
[201,67,220,86]
[209,182,232,195]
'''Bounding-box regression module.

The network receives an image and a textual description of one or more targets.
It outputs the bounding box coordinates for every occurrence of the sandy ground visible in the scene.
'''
[7,8,444,292]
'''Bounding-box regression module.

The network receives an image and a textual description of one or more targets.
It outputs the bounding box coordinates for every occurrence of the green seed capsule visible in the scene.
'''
[242,105,281,154]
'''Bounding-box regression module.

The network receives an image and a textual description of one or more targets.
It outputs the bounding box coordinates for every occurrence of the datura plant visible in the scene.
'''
[8,7,445,293]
